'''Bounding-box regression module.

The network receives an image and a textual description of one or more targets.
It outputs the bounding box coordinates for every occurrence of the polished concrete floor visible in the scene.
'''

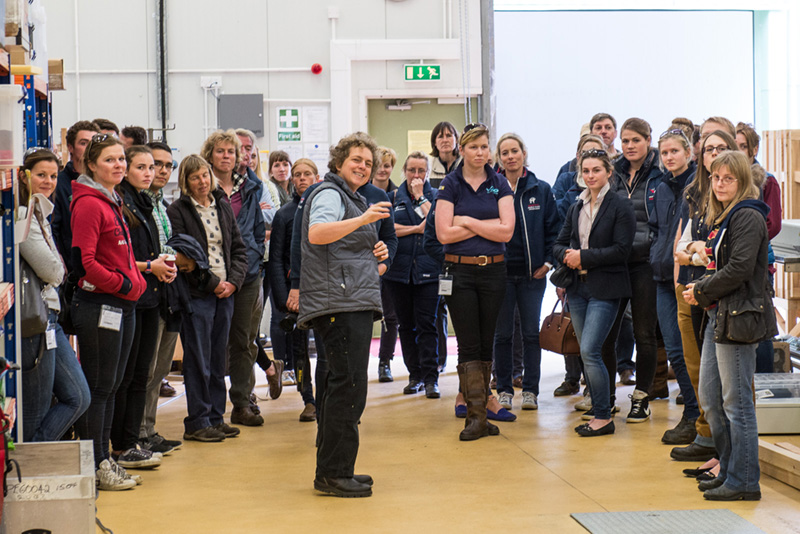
[94,343,800,534]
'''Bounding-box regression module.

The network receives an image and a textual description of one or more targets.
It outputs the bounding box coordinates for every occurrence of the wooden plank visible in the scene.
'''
[759,438,800,490]
[776,442,800,455]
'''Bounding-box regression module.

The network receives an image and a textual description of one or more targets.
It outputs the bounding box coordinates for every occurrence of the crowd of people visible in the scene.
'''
[18,112,778,502]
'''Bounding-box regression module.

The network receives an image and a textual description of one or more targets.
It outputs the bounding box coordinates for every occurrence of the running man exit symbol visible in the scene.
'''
[404,64,441,81]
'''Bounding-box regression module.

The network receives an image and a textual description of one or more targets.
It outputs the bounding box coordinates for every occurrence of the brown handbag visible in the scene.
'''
[539,297,580,356]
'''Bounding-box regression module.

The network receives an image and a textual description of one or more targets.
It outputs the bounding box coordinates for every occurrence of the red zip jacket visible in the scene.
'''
[70,176,146,302]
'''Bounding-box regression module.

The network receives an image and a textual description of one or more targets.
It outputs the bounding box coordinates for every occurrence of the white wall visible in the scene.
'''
[41,0,483,160]
[495,10,755,183]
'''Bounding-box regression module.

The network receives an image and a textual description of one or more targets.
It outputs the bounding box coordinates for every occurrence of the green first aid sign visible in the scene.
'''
[405,64,441,81]
[278,108,300,130]
[277,107,301,142]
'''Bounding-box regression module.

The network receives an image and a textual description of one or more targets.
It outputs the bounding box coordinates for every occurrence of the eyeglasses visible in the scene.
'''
[581,149,607,158]
[703,145,728,155]
[660,128,689,140]
[711,174,737,185]
[463,123,488,134]
[154,161,175,171]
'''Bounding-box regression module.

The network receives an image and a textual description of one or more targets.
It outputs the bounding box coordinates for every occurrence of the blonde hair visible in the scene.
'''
[496,132,529,166]
[459,125,489,149]
[705,151,757,225]
[201,129,241,172]
[291,158,318,177]
[377,146,397,168]
[178,154,217,199]
[657,129,694,172]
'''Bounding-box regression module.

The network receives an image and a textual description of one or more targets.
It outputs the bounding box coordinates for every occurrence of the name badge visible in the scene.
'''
[99,305,123,331]
[438,274,453,296]
[45,326,57,350]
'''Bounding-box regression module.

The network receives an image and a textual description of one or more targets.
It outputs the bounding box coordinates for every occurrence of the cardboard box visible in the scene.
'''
[774,341,793,373]
[5,43,28,65]
[48,57,64,90]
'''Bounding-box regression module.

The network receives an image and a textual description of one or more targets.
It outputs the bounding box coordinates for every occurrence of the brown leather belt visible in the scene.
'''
[444,254,505,266]
[578,269,588,282]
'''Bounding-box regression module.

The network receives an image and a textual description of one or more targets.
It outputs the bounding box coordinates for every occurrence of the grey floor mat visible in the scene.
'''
[571,509,765,534]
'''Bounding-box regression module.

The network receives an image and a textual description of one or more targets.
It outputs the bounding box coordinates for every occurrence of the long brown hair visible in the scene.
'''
[19,148,59,207]
[116,145,154,229]
[684,130,737,220]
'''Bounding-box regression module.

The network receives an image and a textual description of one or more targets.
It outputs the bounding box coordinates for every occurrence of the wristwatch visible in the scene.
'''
[145,260,152,274]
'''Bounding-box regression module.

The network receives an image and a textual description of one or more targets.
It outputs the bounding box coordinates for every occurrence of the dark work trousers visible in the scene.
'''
[444,261,507,363]
[111,305,160,452]
[378,278,399,362]
[180,293,234,433]
[437,299,449,369]
[255,265,273,373]
[563,299,584,384]
[385,280,440,385]
[269,294,292,370]
[616,306,635,373]
[289,327,316,405]
[227,277,264,409]
[311,311,373,478]
[72,296,136,467]
[600,261,658,402]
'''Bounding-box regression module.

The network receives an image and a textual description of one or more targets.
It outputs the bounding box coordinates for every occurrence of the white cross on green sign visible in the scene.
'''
[405,64,441,81]
[279,108,299,129]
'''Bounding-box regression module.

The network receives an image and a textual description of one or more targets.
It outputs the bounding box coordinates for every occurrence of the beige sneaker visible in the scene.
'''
[96,460,136,491]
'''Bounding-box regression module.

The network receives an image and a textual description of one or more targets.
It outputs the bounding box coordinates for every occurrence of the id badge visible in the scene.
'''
[45,326,57,350]
[438,274,453,296]
[99,305,123,331]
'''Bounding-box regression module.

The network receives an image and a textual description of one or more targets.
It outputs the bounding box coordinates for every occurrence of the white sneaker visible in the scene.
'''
[109,457,143,485]
[498,392,513,410]
[521,392,538,410]
[574,389,592,411]
[96,460,136,491]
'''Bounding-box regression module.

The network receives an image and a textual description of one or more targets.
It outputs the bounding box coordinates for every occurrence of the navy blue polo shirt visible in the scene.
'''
[436,163,513,256]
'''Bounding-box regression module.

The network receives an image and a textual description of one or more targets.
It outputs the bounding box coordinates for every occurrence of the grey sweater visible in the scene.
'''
[18,196,64,311]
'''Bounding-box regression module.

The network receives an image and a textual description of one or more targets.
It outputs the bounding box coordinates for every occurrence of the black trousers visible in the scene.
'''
[444,261,506,364]
[311,311,373,478]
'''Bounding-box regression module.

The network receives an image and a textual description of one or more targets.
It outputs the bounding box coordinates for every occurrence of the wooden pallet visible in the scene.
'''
[760,439,800,491]
[763,129,800,220]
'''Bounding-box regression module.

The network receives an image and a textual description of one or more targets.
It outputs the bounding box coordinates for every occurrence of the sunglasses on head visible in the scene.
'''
[581,149,607,158]
[23,146,56,159]
[463,123,488,134]
[659,128,689,140]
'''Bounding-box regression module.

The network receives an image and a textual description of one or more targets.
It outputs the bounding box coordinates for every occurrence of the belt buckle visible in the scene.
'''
[477,255,489,266]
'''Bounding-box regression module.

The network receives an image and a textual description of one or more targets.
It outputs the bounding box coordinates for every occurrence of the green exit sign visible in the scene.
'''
[405,64,441,81]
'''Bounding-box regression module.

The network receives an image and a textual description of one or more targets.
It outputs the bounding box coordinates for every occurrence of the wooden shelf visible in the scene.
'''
[2,50,49,96]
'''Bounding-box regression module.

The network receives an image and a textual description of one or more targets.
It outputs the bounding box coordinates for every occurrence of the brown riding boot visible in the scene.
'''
[458,361,490,441]
[481,361,500,436]
[649,345,670,399]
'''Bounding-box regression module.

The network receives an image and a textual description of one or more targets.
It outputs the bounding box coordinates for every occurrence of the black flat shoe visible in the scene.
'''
[682,466,711,478]
[425,383,440,398]
[576,421,615,437]
[314,477,372,498]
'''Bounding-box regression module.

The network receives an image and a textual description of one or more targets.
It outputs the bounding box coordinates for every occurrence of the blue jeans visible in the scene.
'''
[385,280,440,384]
[21,312,90,442]
[700,311,760,493]
[72,296,136,466]
[180,293,234,433]
[494,275,546,395]
[567,283,620,419]
[656,282,700,420]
